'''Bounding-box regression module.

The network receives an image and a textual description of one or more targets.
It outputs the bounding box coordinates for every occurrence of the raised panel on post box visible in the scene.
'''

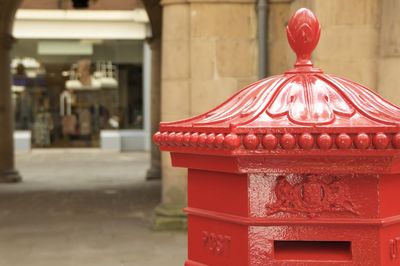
[155,8,400,266]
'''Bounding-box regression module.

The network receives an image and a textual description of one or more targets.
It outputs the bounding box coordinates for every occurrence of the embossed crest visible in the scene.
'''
[266,174,359,217]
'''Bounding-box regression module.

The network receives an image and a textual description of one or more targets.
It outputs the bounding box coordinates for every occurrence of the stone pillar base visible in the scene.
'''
[146,166,161,180]
[0,169,22,183]
[152,203,187,230]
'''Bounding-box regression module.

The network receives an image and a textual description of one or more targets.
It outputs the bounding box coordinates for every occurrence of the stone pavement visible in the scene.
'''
[0,149,186,266]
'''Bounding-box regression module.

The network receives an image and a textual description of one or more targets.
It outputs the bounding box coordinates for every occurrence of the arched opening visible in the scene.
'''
[0,0,185,264]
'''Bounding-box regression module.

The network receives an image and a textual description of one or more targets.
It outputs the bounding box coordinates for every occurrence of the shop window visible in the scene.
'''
[12,39,144,148]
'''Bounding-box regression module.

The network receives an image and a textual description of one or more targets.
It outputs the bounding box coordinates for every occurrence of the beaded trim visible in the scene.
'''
[154,132,400,151]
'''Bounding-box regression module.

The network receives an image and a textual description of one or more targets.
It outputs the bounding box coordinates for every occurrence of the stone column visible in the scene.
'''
[268,0,293,75]
[143,0,163,181]
[153,0,190,230]
[378,0,400,106]
[146,37,162,180]
[154,0,258,230]
[0,35,21,183]
[0,0,22,183]
[188,0,258,115]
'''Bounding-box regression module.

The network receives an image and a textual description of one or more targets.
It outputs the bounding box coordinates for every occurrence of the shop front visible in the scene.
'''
[11,9,151,151]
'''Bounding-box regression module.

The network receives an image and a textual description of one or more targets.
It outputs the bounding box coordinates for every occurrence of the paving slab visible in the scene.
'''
[0,149,187,266]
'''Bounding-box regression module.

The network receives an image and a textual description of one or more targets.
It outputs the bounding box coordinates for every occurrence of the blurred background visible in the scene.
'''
[0,0,399,265]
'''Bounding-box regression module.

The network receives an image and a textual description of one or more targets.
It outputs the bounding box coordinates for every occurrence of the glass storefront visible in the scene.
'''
[11,39,144,148]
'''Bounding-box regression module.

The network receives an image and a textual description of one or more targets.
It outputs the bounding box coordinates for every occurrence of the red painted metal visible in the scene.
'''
[155,8,400,266]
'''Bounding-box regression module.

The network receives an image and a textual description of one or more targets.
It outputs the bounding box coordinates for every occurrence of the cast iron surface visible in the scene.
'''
[157,8,400,266]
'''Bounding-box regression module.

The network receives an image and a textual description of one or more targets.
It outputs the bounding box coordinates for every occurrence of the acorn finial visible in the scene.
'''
[287,8,320,68]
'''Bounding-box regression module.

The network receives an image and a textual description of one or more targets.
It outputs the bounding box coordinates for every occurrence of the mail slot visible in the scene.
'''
[274,240,352,261]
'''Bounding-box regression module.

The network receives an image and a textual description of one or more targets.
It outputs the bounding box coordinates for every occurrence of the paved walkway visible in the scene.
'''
[0,149,186,266]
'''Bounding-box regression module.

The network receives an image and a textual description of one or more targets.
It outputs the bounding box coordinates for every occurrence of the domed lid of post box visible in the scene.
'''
[155,8,400,155]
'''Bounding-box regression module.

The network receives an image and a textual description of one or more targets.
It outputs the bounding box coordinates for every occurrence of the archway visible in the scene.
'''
[0,0,161,183]
[0,1,187,265]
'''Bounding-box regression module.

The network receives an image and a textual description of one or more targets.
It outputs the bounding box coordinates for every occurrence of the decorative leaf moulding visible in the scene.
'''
[155,8,400,152]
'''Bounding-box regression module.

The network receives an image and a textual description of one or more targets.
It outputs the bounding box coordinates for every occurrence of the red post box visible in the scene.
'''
[155,8,400,266]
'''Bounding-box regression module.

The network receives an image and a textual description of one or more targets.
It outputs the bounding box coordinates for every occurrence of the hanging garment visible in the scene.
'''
[90,104,100,134]
[33,112,54,147]
[19,90,32,130]
[99,105,110,129]
[62,114,77,136]
[60,90,72,116]
[79,109,92,136]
